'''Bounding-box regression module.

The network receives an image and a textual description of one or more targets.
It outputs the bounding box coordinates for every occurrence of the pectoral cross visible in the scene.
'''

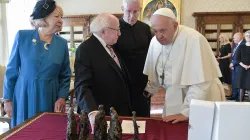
[160,71,165,86]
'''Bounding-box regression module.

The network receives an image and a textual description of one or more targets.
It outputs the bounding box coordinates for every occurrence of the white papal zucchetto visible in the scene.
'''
[153,8,177,21]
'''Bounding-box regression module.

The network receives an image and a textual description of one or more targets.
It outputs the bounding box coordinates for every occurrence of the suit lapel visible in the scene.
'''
[233,41,245,56]
[107,49,127,81]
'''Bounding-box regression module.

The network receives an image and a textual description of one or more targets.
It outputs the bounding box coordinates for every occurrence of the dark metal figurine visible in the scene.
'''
[94,105,107,140]
[66,107,78,140]
[132,111,140,140]
[108,107,122,140]
[78,110,90,140]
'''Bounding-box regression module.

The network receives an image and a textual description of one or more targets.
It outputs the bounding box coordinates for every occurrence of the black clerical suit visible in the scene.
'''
[74,35,132,116]
[114,18,152,117]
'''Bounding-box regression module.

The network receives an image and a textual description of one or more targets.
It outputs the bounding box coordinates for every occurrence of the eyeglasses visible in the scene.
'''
[107,27,120,32]
[245,34,250,38]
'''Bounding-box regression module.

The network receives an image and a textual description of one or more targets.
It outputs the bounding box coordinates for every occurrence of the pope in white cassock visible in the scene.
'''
[143,8,226,123]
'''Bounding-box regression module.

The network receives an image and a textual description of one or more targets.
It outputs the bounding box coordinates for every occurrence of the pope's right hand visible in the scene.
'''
[4,101,12,117]
[88,111,98,134]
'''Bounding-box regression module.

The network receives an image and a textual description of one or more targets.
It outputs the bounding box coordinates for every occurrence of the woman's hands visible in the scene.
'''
[239,62,250,70]
[4,101,12,117]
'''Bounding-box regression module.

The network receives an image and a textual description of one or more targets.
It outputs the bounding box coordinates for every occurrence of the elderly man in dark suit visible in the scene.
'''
[228,32,245,100]
[74,13,132,131]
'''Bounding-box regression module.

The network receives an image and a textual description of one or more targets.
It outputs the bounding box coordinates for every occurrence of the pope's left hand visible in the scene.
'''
[163,114,188,124]
[54,98,66,113]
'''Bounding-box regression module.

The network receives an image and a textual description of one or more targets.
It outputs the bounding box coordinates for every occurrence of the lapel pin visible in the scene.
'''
[32,39,37,45]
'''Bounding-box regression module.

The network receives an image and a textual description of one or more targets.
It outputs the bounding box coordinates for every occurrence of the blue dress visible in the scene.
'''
[3,30,71,127]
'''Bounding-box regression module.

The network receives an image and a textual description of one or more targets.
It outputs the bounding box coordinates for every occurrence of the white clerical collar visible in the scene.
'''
[122,17,136,26]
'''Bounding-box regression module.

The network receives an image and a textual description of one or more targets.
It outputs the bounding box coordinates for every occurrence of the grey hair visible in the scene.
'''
[30,18,47,27]
[90,13,115,34]
[122,0,141,8]
[245,30,250,35]
[30,4,63,28]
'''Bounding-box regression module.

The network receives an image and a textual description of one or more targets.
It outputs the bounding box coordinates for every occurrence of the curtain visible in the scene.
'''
[0,3,9,66]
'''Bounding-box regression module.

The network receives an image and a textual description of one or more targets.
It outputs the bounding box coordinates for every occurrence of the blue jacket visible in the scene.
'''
[3,30,71,127]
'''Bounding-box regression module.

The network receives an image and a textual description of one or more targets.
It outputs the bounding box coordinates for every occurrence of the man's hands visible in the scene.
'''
[54,98,66,113]
[247,65,250,70]
[4,101,12,117]
[238,62,250,70]
[163,114,188,124]
[229,63,250,70]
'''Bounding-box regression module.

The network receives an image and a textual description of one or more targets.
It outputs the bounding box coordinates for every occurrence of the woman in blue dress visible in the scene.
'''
[3,0,71,127]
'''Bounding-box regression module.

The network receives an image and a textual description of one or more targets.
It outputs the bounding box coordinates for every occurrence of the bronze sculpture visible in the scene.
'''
[132,111,140,140]
[78,110,90,140]
[108,107,122,140]
[66,107,78,140]
[94,105,107,140]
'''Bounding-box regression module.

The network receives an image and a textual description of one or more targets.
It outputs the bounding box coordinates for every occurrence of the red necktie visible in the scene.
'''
[107,46,121,68]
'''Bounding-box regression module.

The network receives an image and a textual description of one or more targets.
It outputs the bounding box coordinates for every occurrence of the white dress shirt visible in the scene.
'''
[93,33,112,57]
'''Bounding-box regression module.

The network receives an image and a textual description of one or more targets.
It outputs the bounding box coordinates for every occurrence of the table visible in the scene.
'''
[0,112,188,140]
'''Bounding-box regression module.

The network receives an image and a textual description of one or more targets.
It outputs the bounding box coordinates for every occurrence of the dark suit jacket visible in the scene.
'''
[114,19,152,86]
[113,19,152,117]
[232,40,246,68]
[74,35,131,116]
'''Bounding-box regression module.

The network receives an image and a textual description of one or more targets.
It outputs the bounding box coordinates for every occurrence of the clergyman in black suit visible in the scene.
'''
[114,0,152,117]
[74,13,132,132]
[229,32,245,100]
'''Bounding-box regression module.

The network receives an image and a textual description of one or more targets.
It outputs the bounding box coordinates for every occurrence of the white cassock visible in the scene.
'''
[143,25,226,117]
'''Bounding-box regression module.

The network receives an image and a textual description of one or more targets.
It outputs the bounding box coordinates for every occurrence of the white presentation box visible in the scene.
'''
[212,102,250,140]
[188,99,215,140]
